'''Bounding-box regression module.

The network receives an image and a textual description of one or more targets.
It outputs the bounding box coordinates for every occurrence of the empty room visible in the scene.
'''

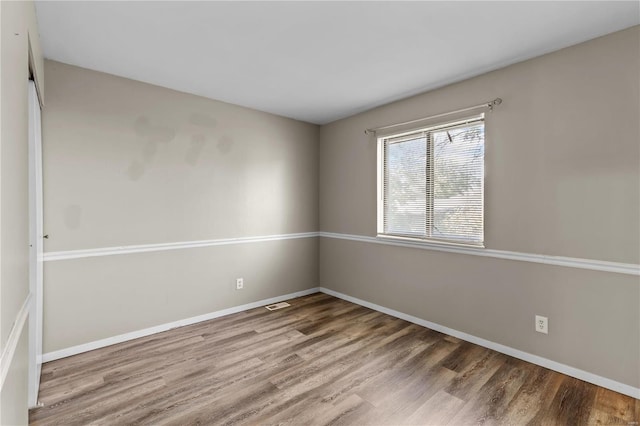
[0,1,638,425]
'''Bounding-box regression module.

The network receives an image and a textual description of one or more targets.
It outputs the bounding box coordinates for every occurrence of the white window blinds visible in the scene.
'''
[381,115,484,246]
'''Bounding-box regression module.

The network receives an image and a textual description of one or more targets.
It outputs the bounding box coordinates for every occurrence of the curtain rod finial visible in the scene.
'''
[489,98,502,111]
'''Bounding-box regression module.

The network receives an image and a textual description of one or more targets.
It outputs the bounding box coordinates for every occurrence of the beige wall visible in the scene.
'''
[44,61,318,251]
[0,0,44,424]
[1,331,28,425]
[42,61,319,352]
[319,27,640,388]
[321,26,639,264]
[44,239,317,352]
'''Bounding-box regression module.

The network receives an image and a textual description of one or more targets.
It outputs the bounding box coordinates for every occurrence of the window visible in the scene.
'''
[377,115,484,246]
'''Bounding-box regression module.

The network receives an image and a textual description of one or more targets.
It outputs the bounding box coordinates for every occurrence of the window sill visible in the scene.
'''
[376,234,485,250]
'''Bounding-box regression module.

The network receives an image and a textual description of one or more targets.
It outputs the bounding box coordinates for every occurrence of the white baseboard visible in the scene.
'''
[41,285,639,400]
[319,287,640,400]
[42,288,320,363]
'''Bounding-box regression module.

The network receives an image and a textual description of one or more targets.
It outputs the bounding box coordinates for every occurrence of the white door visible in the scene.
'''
[28,80,44,408]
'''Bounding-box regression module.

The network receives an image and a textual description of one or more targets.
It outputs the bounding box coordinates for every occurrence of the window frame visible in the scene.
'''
[376,114,486,248]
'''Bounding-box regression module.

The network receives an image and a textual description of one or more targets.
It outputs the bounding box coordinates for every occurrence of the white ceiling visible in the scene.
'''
[35,1,639,124]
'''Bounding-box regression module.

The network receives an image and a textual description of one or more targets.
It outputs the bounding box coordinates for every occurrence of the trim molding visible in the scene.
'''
[319,287,640,399]
[320,232,640,276]
[0,293,32,390]
[41,286,639,399]
[44,230,639,276]
[44,232,320,262]
[42,288,319,363]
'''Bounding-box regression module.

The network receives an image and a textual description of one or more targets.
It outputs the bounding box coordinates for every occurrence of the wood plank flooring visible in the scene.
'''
[30,293,639,425]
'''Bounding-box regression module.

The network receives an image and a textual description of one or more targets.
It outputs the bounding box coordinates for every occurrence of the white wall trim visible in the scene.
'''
[40,286,639,398]
[44,232,320,262]
[42,288,319,363]
[320,232,640,276]
[319,287,640,399]
[0,293,32,390]
[44,230,639,276]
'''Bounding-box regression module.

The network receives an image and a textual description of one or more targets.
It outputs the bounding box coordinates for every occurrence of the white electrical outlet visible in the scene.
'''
[236,278,244,290]
[535,315,548,334]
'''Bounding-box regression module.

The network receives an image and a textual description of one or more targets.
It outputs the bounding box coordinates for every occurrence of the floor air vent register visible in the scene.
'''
[265,302,291,311]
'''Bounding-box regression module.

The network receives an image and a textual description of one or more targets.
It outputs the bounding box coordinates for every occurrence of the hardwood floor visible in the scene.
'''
[30,293,638,425]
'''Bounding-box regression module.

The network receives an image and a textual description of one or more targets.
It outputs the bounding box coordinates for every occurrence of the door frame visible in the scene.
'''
[28,79,44,408]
